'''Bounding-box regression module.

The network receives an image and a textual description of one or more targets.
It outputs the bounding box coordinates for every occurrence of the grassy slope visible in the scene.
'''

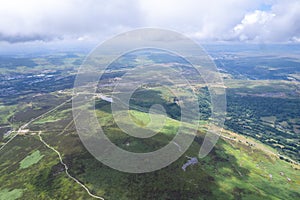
[0,100,299,199]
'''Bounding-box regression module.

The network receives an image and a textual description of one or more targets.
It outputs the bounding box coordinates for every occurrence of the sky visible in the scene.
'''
[0,0,299,50]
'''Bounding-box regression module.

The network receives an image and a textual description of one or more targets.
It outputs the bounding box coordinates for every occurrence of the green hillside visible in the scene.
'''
[0,98,299,200]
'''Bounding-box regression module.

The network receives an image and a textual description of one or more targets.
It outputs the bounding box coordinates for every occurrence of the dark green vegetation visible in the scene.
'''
[206,45,300,162]
[225,82,300,161]
[1,46,300,199]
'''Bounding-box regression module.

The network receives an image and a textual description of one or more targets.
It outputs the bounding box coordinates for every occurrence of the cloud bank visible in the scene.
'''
[0,0,299,44]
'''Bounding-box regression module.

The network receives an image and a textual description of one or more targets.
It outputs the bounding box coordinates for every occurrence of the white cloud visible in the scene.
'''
[139,0,263,41]
[231,0,300,43]
[0,0,299,44]
[233,10,276,41]
[0,0,142,43]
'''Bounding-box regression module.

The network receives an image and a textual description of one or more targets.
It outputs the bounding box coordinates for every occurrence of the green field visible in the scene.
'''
[0,189,24,200]
[20,150,44,169]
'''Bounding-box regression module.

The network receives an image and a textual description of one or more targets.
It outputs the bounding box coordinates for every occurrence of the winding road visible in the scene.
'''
[0,96,105,199]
